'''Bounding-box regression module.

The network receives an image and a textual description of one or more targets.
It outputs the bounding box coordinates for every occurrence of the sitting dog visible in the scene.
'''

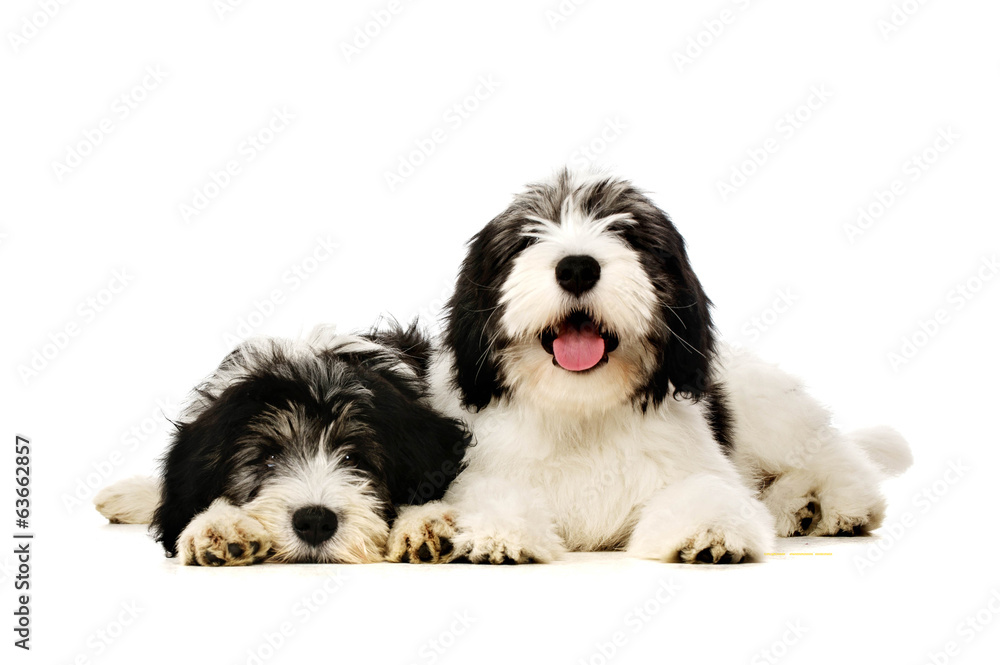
[95,324,469,565]
[388,170,913,565]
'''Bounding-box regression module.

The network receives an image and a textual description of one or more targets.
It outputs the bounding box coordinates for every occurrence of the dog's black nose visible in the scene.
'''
[555,255,601,296]
[292,506,338,546]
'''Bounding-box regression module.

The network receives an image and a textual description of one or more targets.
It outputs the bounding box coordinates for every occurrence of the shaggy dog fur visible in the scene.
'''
[386,170,912,565]
[96,324,469,565]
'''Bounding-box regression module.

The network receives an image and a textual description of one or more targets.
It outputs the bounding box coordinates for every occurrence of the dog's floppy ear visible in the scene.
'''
[640,209,716,406]
[151,392,257,556]
[366,386,469,506]
[660,253,714,399]
[444,226,509,411]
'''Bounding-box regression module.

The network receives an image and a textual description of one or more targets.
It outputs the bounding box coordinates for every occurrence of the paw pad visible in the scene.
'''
[179,509,271,567]
[385,505,458,564]
[791,500,820,536]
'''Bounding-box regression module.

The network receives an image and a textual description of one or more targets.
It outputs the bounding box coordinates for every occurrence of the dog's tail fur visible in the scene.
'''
[849,426,913,477]
[94,476,160,524]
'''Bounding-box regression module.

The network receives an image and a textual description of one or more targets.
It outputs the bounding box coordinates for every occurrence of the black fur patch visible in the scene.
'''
[703,383,734,453]
[444,169,721,412]
[152,323,469,557]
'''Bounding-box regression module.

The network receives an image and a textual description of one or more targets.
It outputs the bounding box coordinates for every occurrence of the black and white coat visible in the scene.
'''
[96,324,469,565]
[388,170,912,565]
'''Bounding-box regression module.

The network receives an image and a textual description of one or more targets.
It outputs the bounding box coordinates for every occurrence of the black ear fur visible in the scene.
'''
[151,389,262,556]
[356,319,471,502]
[627,206,716,407]
[657,249,714,401]
[444,227,510,411]
[365,383,469,505]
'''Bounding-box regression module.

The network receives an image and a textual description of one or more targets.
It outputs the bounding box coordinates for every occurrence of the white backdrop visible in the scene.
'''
[3,1,999,663]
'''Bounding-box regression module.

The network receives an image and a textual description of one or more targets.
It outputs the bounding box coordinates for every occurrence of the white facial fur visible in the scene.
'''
[239,448,389,564]
[497,195,662,414]
[398,171,911,568]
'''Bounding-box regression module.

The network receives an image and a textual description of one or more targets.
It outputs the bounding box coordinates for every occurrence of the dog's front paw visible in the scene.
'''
[178,502,271,566]
[675,526,762,564]
[451,535,541,564]
[386,502,458,564]
[449,522,564,565]
[629,483,775,564]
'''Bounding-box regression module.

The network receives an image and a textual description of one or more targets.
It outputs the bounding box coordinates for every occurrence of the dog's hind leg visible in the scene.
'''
[720,347,910,537]
[94,476,161,524]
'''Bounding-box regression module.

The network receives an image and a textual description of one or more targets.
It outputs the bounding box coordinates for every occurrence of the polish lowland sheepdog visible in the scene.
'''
[387,170,913,565]
[95,324,469,565]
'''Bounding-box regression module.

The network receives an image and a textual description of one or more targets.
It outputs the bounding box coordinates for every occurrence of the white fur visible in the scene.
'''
[419,171,911,563]
[427,342,909,559]
[95,436,390,565]
[242,447,389,564]
[94,475,160,524]
[385,501,459,563]
[95,325,406,565]
[498,202,662,415]
[428,350,777,562]
[178,498,272,566]
[848,425,913,477]
[719,346,894,536]
[502,203,659,344]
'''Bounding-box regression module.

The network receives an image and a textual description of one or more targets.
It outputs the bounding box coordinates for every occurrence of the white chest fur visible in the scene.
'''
[429,352,733,551]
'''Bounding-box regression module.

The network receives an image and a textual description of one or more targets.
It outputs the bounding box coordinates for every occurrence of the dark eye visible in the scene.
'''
[343,453,354,465]
[264,453,277,470]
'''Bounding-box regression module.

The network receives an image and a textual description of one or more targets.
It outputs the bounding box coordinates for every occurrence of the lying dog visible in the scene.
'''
[388,170,913,564]
[95,324,468,565]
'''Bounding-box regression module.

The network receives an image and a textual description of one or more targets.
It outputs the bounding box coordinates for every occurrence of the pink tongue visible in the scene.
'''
[552,327,606,371]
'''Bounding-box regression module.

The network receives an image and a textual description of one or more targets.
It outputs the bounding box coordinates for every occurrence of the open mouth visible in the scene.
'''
[540,310,620,372]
